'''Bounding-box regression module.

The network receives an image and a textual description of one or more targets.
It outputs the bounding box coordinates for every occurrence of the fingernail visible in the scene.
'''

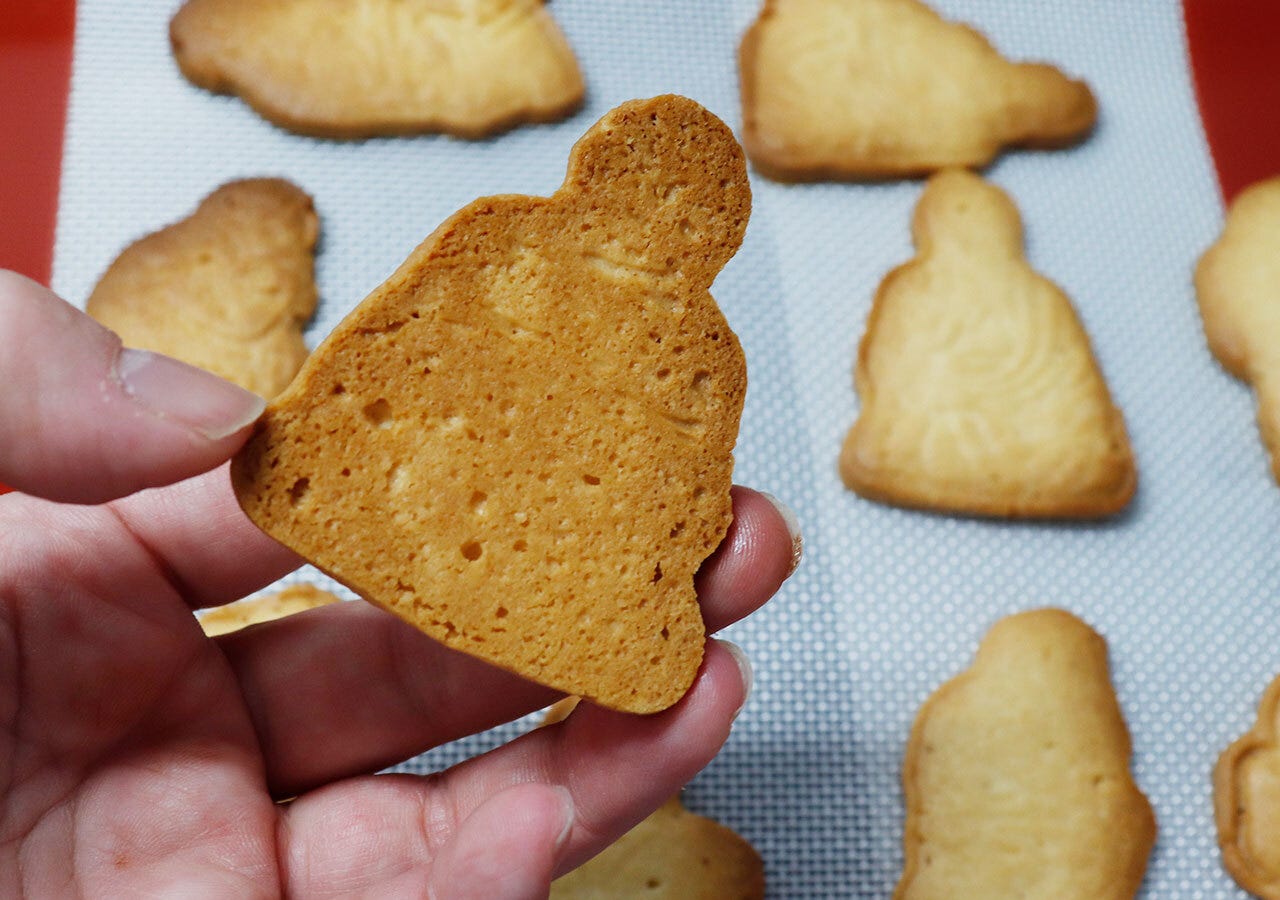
[551,786,576,851]
[115,348,266,440]
[760,491,803,577]
[717,639,753,721]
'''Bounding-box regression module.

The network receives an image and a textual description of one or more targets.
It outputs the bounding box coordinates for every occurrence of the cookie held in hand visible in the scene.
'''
[171,0,584,138]
[1214,671,1280,899]
[840,169,1135,518]
[897,609,1155,899]
[1195,176,1280,485]
[87,178,319,399]
[739,0,1096,181]
[232,95,750,714]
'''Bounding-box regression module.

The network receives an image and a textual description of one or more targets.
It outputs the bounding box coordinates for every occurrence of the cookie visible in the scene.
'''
[170,0,584,139]
[86,178,319,399]
[840,169,1135,518]
[1195,176,1280,484]
[198,583,342,636]
[739,0,1097,181]
[231,95,750,714]
[551,795,764,899]
[1214,671,1280,898]
[897,608,1156,899]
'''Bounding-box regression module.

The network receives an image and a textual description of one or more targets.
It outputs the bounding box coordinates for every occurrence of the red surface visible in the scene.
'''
[1184,0,1280,204]
[0,1,76,286]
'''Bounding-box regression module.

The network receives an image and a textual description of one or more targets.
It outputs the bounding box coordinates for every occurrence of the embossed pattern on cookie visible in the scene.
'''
[739,0,1096,181]
[1215,671,1280,899]
[1195,176,1280,485]
[840,169,1135,518]
[87,178,319,399]
[897,609,1155,900]
[171,0,584,138]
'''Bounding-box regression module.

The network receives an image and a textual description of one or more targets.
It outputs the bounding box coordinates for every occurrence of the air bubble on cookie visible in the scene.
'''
[582,474,600,485]
[461,540,483,561]
[469,490,488,512]
[691,370,711,394]
[651,562,663,583]
[288,477,310,506]
[362,399,394,427]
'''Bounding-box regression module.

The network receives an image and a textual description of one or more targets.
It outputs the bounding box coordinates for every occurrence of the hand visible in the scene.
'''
[0,271,798,897]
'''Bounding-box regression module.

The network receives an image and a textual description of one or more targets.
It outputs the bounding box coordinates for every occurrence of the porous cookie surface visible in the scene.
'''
[1214,672,1280,898]
[739,0,1096,181]
[198,583,342,636]
[1195,177,1280,484]
[896,609,1155,900]
[86,178,318,398]
[232,95,749,713]
[551,795,764,899]
[171,0,584,138]
[840,169,1134,518]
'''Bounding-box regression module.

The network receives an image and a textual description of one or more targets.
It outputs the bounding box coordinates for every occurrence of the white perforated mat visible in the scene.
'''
[52,2,1270,896]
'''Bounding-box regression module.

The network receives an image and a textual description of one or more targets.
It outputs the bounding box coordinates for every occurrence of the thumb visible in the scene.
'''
[0,270,266,504]
[426,784,574,900]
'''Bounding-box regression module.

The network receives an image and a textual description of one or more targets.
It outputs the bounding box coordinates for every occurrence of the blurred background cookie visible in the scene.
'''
[87,178,319,399]
[198,583,342,636]
[739,0,1096,181]
[171,0,585,138]
[1195,176,1280,486]
[897,609,1155,899]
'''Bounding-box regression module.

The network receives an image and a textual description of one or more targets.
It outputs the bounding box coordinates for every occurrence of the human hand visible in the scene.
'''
[0,270,799,897]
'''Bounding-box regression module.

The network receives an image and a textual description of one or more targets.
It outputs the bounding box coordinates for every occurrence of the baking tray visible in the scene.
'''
[5,1,1280,895]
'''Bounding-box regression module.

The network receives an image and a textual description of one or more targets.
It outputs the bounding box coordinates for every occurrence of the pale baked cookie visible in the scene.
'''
[840,169,1135,518]
[543,700,763,898]
[198,583,342,636]
[1214,671,1280,898]
[87,178,319,399]
[231,96,750,714]
[551,795,764,899]
[897,608,1156,899]
[171,0,584,139]
[739,0,1096,181]
[1195,176,1280,484]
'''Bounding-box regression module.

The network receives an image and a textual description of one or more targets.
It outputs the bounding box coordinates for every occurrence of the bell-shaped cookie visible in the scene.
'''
[231,95,750,713]
[840,169,1135,518]
[897,609,1155,899]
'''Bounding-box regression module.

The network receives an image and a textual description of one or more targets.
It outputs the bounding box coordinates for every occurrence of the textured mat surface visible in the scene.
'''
[53,2,1262,895]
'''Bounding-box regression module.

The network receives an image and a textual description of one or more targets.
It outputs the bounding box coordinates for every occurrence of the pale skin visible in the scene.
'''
[0,270,797,897]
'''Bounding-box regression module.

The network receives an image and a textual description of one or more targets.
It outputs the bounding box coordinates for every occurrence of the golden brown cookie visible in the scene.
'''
[231,95,750,714]
[840,169,1135,518]
[171,0,585,139]
[86,178,319,399]
[198,583,342,636]
[739,0,1096,181]
[1195,176,1280,484]
[897,608,1156,899]
[1214,671,1280,898]
[551,795,764,899]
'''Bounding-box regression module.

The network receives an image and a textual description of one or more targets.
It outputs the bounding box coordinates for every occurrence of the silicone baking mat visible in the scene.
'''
[17,0,1280,895]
